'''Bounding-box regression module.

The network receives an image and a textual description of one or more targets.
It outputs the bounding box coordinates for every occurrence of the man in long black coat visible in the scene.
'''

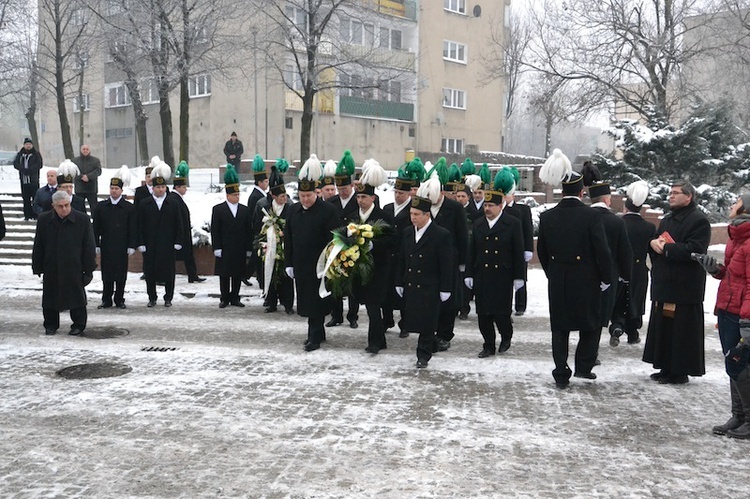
[211,183,253,308]
[245,169,269,285]
[382,177,414,337]
[137,177,184,307]
[348,183,396,354]
[327,179,360,327]
[465,191,525,357]
[32,191,96,335]
[644,181,711,384]
[13,137,43,220]
[169,179,205,283]
[72,144,102,215]
[93,176,136,309]
[537,173,613,388]
[57,171,88,214]
[396,197,454,368]
[285,180,338,351]
[504,193,534,316]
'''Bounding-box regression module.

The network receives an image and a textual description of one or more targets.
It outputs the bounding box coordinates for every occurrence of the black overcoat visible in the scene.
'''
[168,192,196,263]
[383,202,412,306]
[72,154,102,194]
[32,209,96,311]
[93,198,137,281]
[622,212,657,319]
[466,213,525,316]
[211,201,253,277]
[396,221,454,333]
[13,148,42,185]
[345,206,396,305]
[33,185,56,215]
[328,194,358,223]
[505,202,534,253]
[137,195,184,282]
[537,198,613,331]
[284,198,338,317]
[433,196,469,308]
[223,139,244,167]
[592,206,633,326]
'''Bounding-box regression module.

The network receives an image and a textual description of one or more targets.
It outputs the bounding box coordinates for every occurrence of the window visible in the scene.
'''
[192,25,209,44]
[73,94,89,113]
[141,78,159,104]
[442,88,466,109]
[74,51,89,70]
[378,80,401,102]
[340,17,375,46]
[443,40,467,63]
[284,65,304,91]
[442,138,464,154]
[72,8,89,26]
[105,83,131,108]
[444,0,466,14]
[188,74,211,97]
[379,27,402,50]
[285,117,293,129]
[285,5,308,32]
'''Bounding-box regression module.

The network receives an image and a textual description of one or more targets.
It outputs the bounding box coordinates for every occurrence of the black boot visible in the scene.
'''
[727,368,750,439]
[713,378,745,435]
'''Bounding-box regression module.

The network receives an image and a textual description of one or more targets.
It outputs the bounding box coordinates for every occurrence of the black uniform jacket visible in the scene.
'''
[345,206,396,305]
[93,197,137,281]
[592,206,633,325]
[137,195,184,282]
[622,212,657,318]
[211,200,253,277]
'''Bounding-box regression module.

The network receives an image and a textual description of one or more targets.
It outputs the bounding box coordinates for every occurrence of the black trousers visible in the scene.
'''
[20,182,38,219]
[81,192,98,216]
[307,316,325,346]
[331,295,359,323]
[146,277,175,302]
[513,262,528,312]
[436,300,457,342]
[182,252,199,281]
[478,313,513,351]
[552,329,599,383]
[265,274,294,309]
[43,306,87,332]
[364,301,386,349]
[417,329,437,362]
[219,276,242,303]
[102,280,126,306]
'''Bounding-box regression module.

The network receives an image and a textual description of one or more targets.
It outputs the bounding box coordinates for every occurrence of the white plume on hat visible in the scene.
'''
[322,159,337,178]
[299,154,322,181]
[626,180,649,207]
[539,149,573,186]
[151,161,171,181]
[115,165,132,187]
[417,176,442,205]
[58,159,80,177]
[360,158,387,188]
[149,156,162,169]
[464,174,482,192]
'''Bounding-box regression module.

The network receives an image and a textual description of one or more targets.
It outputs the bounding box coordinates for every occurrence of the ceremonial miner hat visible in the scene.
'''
[57,159,79,186]
[445,162,463,192]
[252,154,268,182]
[173,160,189,187]
[425,157,450,191]
[625,180,650,212]
[485,167,515,205]
[335,150,356,186]
[588,182,611,199]
[111,165,131,189]
[357,158,387,196]
[478,162,491,190]
[224,164,240,194]
[151,162,171,186]
[270,158,289,197]
[298,154,323,192]
[321,159,337,187]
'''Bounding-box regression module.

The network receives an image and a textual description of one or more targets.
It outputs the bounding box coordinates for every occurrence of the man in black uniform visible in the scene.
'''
[396,195,453,368]
[610,180,656,345]
[137,163,184,307]
[537,149,613,388]
[245,155,269,286]
[285,155,338,351]
[32,190,96,335]
[211,165,253,308]
[93,168,137,309]
[502,168,535,316]
[169,161,205,283]
[223,131,244,169]
[13,137,42,220]
[326,150,359,328]
[465,169,525,356]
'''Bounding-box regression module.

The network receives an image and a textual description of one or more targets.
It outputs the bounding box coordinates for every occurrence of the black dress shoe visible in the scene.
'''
[45,329,57,336]
[478,349,495,358]
[219,301,229,308]
[498,339,511,353]
[650,371,665,381]
[514,310,525,316]
[627,334,641,344]
[458,312,468,320]
[304,342,320,352]
[264,306,277,313]
[436,339,450,352]
[97,303,112,309]
[140,274,146,280]
[188,277,206,283]
[285,306,295,315]
[594,359,601,366]
[164,300,172,307]
[147,300,157,308]
[116,303,126,309]
[349,320,358,329]
[574,372,597,380]
[383,321,395,330]
[325,319,342,327]
[68,328,83,336]
[661,374,689,385]
[230,300,245,308]
[555,380,570,389]
[399,330,409,338]
[365,346,380,354]
[416,359,428,369]
[242,279,253,286]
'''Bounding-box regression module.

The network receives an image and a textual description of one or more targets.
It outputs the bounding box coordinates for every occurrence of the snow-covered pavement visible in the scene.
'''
[0,265,743,498]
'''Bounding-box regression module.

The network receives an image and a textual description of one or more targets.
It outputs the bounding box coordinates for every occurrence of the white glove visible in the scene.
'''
[127,248,135,256]
[285,267,295,279]
[600,282,611,291]
[458,264,466,272]
[513,279,525,291]
[440,291,451,302]
[174,244,182,251]
[214,249,222,258]
[524,251,533,263]
[618,276,630,283]
[395,286,404,297]
[138,245,146,253]
[464,277,473,289]
[95,247,101,255]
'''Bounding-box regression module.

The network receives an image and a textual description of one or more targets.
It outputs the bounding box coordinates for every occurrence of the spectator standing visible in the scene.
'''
[33,169,58,216]
[13,137,43,220]
[224,131,244,168]
[72,144,102,214]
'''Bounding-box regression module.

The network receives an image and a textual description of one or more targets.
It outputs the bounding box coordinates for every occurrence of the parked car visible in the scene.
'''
[0,151,16,165]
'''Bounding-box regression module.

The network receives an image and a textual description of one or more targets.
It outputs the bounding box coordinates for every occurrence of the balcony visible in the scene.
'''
[285,90,335,114]
[340,96,414,121]
[338,44,416,71]
[377,0,417,20]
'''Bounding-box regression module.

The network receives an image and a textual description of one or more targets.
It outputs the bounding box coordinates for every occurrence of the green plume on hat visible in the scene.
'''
[510,166,520,187]
[426,157,449,186]
[252,154,265,173]
[447,163,462,183]
[337,150,356,176]
[405,157,425,182]
[224,163,239,185]
[397,162,409,179]
[493,166,516,195]
[275,157,290,173]
[478,162,491,184]
[175,160,189,179]
[460,158,475,178]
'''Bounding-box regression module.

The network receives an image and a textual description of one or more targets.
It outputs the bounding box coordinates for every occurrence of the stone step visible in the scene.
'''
[0,241,33,250]
[2,232,35,241]
[0,258,31,266]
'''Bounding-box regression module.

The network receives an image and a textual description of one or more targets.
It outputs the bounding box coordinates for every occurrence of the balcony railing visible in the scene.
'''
[340,96,414,121]
[377,0,417,20]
